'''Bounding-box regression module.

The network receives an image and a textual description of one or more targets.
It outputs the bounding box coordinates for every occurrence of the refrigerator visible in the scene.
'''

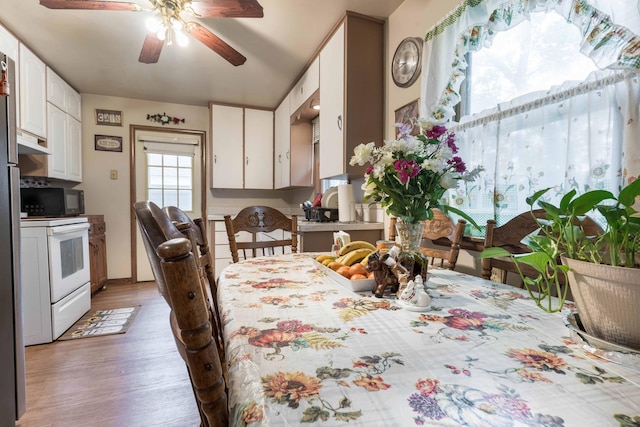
[0,51,26,423]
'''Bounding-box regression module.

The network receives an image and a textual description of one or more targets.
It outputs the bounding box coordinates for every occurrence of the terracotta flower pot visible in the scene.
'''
[562,256,640,351]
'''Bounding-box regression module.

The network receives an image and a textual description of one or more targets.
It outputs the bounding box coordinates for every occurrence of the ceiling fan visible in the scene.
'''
[39,0,263,65]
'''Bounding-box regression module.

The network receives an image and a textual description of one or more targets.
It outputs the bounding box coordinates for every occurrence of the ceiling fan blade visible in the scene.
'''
[139,33,164,64]
[187,23,246,66]
[40,0,142,11]
[190,0,263,18]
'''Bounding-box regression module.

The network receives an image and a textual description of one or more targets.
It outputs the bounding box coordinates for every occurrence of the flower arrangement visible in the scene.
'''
[350,120,483,224]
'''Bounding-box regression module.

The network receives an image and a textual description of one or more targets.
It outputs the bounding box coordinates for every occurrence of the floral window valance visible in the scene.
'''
[420,0,640,124]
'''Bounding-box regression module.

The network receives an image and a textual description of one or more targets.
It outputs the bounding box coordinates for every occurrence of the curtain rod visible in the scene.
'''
[450,71,632,133]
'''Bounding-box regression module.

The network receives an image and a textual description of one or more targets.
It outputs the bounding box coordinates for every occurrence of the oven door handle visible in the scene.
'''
[47,223,90,235]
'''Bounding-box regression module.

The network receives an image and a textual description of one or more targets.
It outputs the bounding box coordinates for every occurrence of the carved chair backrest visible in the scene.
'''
[224,205,298,263]
[389,209,467,270]
[134,201,228,427]
[163,206,224,364]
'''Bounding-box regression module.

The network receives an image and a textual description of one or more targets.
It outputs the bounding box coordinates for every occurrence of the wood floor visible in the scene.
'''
[16,282,201,427]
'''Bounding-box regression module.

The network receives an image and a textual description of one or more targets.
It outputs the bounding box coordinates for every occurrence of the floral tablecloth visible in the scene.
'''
[218,254,640,426]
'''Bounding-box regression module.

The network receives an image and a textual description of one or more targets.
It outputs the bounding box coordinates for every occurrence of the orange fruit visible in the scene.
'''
[367,271,374,278]
[336,266,352,278]
[327,261,344,271]
[350,273,367,280]
[349,263,367,276]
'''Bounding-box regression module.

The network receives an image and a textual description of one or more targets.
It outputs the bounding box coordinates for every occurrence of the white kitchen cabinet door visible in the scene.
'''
[319,23,345,180]
[244,108,273,189]
[274,95,290,189]
[0,25,20,131]
[19,44,47,139]
[46,103,68,180]
[46,67,67,111]
[289,57,319,115]
[67,116,82,182]
[0,24,18,61]
[211,105,243,189]
[66,87,81,121]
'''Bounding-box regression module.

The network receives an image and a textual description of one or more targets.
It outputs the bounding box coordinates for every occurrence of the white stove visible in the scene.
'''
[20,216,91,345]
[20,216,88,227]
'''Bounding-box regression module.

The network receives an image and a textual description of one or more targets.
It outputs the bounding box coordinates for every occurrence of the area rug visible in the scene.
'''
[57,306,141,341]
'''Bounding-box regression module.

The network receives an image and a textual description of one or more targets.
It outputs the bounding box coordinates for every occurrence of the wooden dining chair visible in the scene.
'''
[163,206,224,364]
[224,205,298,263]
[481,209,602,288]
[389,209,467,270]
[134,201,228,427]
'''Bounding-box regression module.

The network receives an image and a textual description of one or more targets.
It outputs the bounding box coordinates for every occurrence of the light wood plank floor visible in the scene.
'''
[16,282,201,427]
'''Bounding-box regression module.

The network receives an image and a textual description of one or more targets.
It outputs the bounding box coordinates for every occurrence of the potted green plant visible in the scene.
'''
[480,179,640,350]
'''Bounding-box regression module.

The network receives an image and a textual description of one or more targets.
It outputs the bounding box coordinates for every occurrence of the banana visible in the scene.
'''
[338,240,377,257]
[341,248,374,266]
[316,254,336,263]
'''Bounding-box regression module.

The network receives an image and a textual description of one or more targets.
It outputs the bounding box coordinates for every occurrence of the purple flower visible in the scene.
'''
[394,159,420,184]
[426,125,447,139]
[365,164,373,175]
[448,156,467,173]
[446,133,458,153]
[396,122,413,139]
[408,393,445,420]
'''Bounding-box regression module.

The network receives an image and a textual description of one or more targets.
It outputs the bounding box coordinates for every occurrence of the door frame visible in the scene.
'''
[129,124,207,284]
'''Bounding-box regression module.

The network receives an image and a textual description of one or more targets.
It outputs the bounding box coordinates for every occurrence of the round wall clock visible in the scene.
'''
[391,37,423,88]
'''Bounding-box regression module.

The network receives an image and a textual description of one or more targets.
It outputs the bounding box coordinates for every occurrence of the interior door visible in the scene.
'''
[134,129,203,282]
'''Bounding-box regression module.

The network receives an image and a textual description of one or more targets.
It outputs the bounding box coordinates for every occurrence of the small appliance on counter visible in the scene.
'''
[20,187,84,217]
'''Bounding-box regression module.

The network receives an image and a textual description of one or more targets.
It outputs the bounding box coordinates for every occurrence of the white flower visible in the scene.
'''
[439,173,458,189]
[362,180,376,197]
[350,142,376,166]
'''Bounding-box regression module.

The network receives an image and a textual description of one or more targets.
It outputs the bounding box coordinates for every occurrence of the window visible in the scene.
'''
[449,10,634,229]
[144,141,195,211]
[465,12,599,116]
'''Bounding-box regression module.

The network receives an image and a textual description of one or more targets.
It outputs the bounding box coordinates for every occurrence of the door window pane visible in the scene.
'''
[145,152,193,211]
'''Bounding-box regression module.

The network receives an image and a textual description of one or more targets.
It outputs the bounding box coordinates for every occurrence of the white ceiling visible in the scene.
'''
[0,0,405,108]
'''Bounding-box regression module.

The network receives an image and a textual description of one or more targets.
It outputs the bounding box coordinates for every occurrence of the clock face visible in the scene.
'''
[392,38,422,88]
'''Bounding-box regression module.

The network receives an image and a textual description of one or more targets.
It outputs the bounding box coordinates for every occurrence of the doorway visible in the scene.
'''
[129,125,206,283]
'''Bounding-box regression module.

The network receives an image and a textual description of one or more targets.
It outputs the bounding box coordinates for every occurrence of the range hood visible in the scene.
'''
[17,131,50,155]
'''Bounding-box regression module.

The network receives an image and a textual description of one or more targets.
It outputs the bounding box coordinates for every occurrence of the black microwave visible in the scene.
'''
[20,188,85,217]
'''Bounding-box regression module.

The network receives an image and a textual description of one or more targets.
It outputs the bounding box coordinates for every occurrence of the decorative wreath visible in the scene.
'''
[146,113,185,125]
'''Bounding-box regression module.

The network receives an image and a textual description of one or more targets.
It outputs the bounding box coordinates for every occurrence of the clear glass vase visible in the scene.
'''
[394,219,428,284]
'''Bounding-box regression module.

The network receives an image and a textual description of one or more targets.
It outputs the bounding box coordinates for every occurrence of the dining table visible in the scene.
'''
[217,253,640,426]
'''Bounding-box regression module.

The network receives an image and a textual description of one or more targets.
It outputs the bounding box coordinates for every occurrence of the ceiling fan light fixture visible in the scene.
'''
[156,26,167,41]
[310,99,320,110]
[146,15,162,32]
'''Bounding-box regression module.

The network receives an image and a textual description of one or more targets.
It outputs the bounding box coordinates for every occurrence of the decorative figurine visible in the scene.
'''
[398,275,431,310]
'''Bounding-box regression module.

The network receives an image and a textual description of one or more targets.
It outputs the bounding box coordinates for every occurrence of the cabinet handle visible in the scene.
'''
[246,156,249,165]
[214,155,217,163]
[337,115,342,131]
[278,154,281,163]
[286,150,290,159]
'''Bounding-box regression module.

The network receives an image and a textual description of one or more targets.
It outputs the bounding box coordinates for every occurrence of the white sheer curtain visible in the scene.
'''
[449,70,639,229]
[420,0,640,228]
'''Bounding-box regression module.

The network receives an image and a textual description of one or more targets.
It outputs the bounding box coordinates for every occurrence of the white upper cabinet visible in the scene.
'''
[211,104,244,189]
[289,57,319,115]
[210,105,274,190]
[0,24,19,61]
[319,24,345,180]
[46,103,82,182]
[47,67,81,121]
[318,13,383,180]
[244,108,273,190]
[274,94,290,189]
[19,44,47,139]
